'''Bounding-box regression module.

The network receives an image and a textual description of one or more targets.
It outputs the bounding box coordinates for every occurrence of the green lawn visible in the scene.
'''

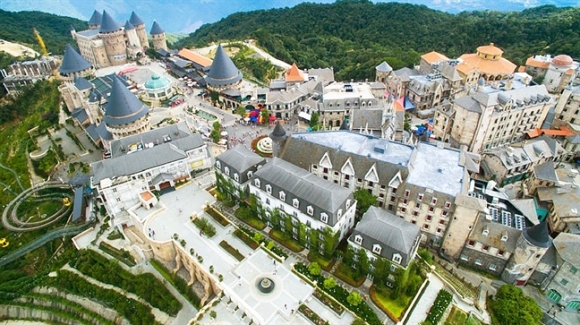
[466,314,485,325]
[372,289,407,320]
[269,229,303,252]
[444,306,468,325]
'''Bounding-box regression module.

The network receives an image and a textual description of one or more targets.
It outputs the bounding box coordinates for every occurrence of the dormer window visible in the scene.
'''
[482,227,489,237]
[354,235,363,245]
[279,191,286,201]
[372,244,382,254]
[307,206,313,216]
[321,213,328,223]
[293,198,299,209]
[224,166,230,176]
[501,232,508,242]
[337,209,342,218]
[392,253,402,264]
[254,179,261,188]
[234,173,239,182]
[346,199,351,209]
[247,171,253,179]
[266,184,272,194]
[216,161,221,169]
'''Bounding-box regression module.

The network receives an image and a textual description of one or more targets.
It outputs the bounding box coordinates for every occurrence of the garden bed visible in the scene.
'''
[269,229,303,252]
[219,240,245,261]
[444,305,468,325]
[98,242,136,267]
[234,229,259,249]
[234,206,266,230]
[298,304,327,325]
[333,262,365,287]
[313,289,344,315]
[206,206,230,227]
[192,217,217,237]
[308,252,336,272]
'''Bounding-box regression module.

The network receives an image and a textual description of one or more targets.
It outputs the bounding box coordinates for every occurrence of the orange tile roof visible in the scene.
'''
[458,53,517,76]
[394,97,405,112]
[525,57,550,69]
[477,43,503,56]
[286,63,305,82]
[177,49,213,67]
[140,191,154,201]
[518,66,526,72]
[527,127,574,138]
[421,51,449,64]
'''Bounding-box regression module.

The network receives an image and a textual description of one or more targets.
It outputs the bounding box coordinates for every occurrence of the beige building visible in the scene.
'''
[434,78,554,153]
[150,21,167,52]
[536,166,580,234]
[524,54,579,94]
[555,85,580,126]
[456,43,517,86]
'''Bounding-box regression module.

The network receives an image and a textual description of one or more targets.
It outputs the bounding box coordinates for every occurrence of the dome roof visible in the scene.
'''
[88,10,102,26]
[477,43,503,56]
[99,10,121,33]
[145,74,170,89]
[59,44,92,74]
[104,77,149,126]
[206,44,243,86]
[150,21,165,35]
[523,221,552,248]
[552,54,573,67]
[129,12,145,26]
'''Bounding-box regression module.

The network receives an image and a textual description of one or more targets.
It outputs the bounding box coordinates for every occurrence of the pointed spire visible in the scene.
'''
[103,77,149,126]
[99,10,121,33]
[129,11,145,26]
[124,20,135,30]
[269,121,287,142]
[88,10,102,26]
[286,63,305,82]
[150,21,165,35]
[339,118,349,130]
[376,61,392,72]
[59,44,92,74]
[206,44,242,86]
[523,221,552,248]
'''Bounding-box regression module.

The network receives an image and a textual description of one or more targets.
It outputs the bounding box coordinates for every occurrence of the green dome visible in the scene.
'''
[145,74,170,89]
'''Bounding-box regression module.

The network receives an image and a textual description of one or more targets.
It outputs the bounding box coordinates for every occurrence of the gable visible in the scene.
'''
[364,163,379,183]
[319,151,333,169]
[341,158,355,175]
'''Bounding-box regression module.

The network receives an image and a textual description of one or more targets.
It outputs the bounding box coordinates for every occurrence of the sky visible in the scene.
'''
[0,0,578,33]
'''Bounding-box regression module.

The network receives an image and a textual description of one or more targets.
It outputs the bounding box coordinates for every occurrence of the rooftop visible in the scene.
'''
[206,44,243,86]
[59,44,92,74]
[406,142,465,196]
[108,122,193,158]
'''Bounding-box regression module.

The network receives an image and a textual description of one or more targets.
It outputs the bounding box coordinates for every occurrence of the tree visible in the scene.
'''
[236,105,248,118]
[356,248,370,276]
[308,262,321,276]
[260,108,270,124]
[209,90,220,103]
[346,292,362,307]
[490,285,542,325]
[353,188,377,218]
[323,277,337,290]
[309,112,319,128]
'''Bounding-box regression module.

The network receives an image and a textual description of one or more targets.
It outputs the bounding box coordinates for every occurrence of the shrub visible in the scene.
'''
[425,290,452,325]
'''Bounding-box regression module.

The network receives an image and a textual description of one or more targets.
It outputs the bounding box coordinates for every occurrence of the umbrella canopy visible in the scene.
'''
[221,131,228,136]
[269,115,276,121]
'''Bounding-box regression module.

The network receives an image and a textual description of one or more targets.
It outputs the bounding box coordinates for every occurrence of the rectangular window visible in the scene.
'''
[460,254,469,261]
[417,193,424,201]
[475,259,483,266]
[404,190,410,197]
[561,279,569,286]
[468,240,475,246]
[571,266,578,274]
[489,264,497,271]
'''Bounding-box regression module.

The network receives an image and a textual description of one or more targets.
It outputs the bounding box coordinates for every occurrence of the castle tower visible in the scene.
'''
[87,10,102,30]
[58,44,94,83]
[501,221,552,285]
[104,77,150,139]
[99,10,127,66]
[375,61,393,83]
[124,21,141,49]
[150,21,168,52]
[129,12,148,50]
[269,121,288,158]
[205,44,243,92]
[544,55,574,93]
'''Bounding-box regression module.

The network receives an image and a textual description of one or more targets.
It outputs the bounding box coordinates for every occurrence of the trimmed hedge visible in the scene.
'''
[426,289,452,325]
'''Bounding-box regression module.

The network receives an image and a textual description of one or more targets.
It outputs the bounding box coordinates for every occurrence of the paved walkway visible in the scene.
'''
[404,273,445,325]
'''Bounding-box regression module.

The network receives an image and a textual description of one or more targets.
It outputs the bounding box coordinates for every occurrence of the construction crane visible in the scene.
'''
[33,28,48,56]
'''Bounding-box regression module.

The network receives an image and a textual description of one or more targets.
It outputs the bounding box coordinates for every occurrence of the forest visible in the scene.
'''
[178,0,580,81]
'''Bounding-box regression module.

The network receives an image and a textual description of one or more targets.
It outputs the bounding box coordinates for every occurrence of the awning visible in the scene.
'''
[299,111,311,121]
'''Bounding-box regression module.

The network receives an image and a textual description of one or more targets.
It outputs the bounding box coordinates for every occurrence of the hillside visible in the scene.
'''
[0,9,87,56]
[178,1,580,81]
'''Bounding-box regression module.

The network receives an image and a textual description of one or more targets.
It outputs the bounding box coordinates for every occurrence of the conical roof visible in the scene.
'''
[99,10,121,33]
[286,63,305,82]
[129,12,145,26]
[59,44,92,74]
[206,44,242,86]
[339,118,349,130]
[124,20,135,30]
[269,121,287,141]
[104,77,149,126]
[150,21,165,35]
[376,61,392,72]
[88,10,102,26]
[523,221,552,248]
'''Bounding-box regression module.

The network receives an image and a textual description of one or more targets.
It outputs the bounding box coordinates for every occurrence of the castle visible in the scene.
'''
[71,10,167,68]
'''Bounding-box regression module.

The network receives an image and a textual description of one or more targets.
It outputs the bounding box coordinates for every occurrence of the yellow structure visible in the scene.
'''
[63,197,71,207]
[33,28,48,56]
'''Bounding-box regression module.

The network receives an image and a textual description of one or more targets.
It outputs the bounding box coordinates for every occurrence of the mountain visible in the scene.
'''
[0,0,577,33]
[0,9,87,55]
[178,2,580,81]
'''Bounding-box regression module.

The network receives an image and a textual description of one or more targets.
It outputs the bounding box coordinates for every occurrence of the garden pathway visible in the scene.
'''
[403,272,445,325]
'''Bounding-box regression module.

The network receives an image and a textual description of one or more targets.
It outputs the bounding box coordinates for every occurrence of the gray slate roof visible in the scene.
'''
[129,12,145,26]
[523,221,552,248]
[553,232,580,267]
[269,122,287,141]
[566,134,580,144]
[206,44,242,86]
[109,122,192,158]
[88,10,102,26]
[59,44,92,74]
[99,10,121,33]
[454,95,482,113]
[253,157,353,223]
[216,146,265,175]
[376,61,392,72]
[350,206,420,267]
[103,77,149,126]
[124,21,135,30]
[150,21,164,35]
[351,109,382,130]
[74,76,92,90]
[92,132,204,184]
[533,162,558,182]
